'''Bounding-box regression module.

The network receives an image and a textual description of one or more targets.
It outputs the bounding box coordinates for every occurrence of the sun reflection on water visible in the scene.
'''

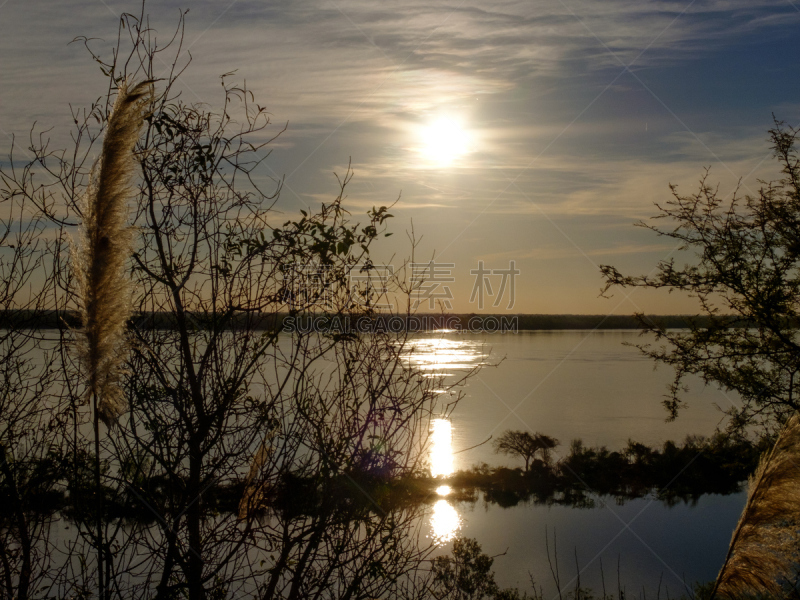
[400,335,483,547]
[401,336,488,372]
[431,499,461,545]
[430,418,454,477]
[429,419,461,545]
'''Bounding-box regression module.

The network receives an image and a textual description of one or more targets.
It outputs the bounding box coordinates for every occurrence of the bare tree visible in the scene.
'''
[0,137,79,597]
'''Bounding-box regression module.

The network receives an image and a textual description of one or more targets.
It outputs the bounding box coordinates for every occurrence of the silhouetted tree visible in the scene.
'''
[430,538,533,600]
[601,120,800,435]
[0,5,468,600]
[493,431,559,471]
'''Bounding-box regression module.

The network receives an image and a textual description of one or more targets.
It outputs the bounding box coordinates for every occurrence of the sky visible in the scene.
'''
[1,0,799,314]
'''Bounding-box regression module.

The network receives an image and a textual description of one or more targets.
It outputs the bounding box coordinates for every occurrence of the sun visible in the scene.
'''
[420,117,470,167]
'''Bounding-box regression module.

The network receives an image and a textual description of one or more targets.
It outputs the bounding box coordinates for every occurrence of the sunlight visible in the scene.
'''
[430,418,454,477]
[400,337,488,371]
[431,499,461,545]
[420,117,470,167]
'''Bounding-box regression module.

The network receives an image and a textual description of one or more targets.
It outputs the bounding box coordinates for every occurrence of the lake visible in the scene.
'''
[405,330,745,597]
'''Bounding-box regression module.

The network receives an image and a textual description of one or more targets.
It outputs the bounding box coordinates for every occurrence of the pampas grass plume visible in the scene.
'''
[76,80,151,426]
[238,437,274,519]
[711,413,800,599]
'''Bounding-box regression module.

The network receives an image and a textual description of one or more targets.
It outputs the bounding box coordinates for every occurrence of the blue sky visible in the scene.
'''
[2,0,799,313]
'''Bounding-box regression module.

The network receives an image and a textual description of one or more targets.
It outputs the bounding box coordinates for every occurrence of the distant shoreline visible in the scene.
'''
[0,310,735,331]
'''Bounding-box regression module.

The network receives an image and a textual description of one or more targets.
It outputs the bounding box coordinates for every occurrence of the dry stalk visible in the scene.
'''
[711,413,800,599]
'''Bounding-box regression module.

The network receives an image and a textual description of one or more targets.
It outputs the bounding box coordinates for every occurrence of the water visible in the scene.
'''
[457,492,744,596]
[407,330,745,596]
[16,328,743,595]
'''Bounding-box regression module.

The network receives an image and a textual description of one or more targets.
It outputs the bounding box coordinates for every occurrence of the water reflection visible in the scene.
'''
[401,335,488,375]
[430,419,460,544]
[430,418,454,477]
[403,334,488,547]
[401,331,746,588]
[431,499,461,545]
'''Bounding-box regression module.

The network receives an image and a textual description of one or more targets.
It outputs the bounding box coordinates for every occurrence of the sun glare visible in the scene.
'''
[430,418,454,477]
[420,117,470,167]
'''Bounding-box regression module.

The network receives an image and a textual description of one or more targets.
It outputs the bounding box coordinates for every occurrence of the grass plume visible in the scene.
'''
[711,413,800,599]
[239,435,275,519]
[76,80,151,426]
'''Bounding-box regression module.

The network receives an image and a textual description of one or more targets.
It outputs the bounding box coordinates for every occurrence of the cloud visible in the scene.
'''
[4,1,796,148]
[478,241,680,262]
[2,0,797,313]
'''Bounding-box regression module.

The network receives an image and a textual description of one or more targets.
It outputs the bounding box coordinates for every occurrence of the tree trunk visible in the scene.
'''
[0,445,31,600]
[187,440,204,600]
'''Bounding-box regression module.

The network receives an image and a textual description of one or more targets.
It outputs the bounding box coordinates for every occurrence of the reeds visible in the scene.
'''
[76,80,151,426]
[711,413,800,599]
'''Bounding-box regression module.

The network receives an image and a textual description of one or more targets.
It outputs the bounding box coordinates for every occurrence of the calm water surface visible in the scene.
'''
[406,330,745,596]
